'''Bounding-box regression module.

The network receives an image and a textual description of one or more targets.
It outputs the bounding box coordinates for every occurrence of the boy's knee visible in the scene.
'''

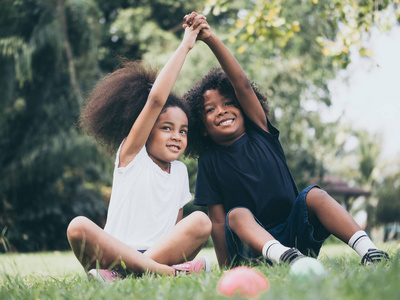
[306,188,329,204]
[66,216,90,241]
[228,207,252,228]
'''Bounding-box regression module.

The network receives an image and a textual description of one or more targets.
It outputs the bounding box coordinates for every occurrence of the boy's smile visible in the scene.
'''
[202,89,245,146]
[218,119,234,126]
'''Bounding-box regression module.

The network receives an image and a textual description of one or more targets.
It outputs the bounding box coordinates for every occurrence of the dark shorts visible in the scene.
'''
[225,185,331,265]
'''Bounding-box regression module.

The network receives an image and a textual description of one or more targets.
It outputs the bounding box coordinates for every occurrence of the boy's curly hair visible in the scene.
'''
[80,60,187,153]
[184,68,269,158]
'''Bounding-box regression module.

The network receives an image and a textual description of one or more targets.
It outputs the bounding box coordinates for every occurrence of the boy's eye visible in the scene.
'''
[225,102,234,106]
[205,108,214,114]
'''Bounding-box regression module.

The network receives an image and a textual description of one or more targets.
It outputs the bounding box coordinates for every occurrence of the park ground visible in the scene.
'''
[1,242,399,300]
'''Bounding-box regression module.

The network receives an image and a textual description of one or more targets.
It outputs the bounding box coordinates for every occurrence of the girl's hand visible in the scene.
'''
[183,12,212,42]
[181,16,210,50]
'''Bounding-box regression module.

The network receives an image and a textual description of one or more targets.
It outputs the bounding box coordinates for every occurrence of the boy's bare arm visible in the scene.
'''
[208,204,230,268]
[184,12,268,132]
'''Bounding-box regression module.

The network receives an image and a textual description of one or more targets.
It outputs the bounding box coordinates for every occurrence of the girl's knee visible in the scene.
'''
[66,216,91,241]
[187,211,212,236]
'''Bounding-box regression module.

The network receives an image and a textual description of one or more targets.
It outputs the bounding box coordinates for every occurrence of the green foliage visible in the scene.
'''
[375,172,400,224]
[0,0,111,252]
[94,0,202,71]
[205,0,399,67]
[356,130,382,186]
[0,130,113,251]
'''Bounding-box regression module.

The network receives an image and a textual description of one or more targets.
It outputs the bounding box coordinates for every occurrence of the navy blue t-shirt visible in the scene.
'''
[194,119,298,229]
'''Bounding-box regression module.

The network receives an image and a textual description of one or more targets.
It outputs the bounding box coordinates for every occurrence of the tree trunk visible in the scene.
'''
[57,0,83,108]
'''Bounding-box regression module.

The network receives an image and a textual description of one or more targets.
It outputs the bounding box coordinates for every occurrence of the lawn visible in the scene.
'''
[1,242,399,299]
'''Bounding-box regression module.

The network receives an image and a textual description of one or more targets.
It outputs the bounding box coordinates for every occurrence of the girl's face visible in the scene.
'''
[146,106,188,172]
[201,89,245,146]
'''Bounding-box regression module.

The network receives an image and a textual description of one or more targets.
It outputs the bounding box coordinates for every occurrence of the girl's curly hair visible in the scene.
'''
[80,60,188,153]
[184,68,269,158]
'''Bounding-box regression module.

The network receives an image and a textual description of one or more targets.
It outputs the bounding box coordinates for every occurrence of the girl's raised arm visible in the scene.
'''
[184,12,268,132]
[118,19,209,167]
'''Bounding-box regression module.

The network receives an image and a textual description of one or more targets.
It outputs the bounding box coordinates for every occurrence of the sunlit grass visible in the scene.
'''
[1,243,399,299]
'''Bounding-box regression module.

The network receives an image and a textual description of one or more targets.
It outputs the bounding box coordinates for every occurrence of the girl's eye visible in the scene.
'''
[180,129,188,134]
[162,126,171,131]
[225,102,233,106]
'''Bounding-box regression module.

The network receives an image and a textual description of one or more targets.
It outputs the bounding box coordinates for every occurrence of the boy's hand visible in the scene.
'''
[183,12,212,41]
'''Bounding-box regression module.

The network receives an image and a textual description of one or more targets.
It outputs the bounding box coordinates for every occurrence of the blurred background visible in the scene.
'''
[1,0,399,253]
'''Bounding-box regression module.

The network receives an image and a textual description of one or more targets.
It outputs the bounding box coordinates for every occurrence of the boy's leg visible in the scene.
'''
[227,207,300,264]
[227,207,275,254]
[144,211,212,265]
[305,187,360,243]
[67,216,173,275]
[305,187,389,263]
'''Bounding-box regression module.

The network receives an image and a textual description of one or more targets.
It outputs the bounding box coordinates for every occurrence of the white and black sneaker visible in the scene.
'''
[279,248,306,265]
[361,249,390,266]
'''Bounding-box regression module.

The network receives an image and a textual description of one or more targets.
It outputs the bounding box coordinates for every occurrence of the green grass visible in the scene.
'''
[1,243,399,300]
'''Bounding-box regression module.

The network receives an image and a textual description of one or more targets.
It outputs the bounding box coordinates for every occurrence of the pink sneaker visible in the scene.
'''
[173,256,211,276]
[88,269,123,282]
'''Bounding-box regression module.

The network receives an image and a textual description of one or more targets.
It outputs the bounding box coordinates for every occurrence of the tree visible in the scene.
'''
[375,171,400,232]
[204,0,399,67]
[0,0,111,252]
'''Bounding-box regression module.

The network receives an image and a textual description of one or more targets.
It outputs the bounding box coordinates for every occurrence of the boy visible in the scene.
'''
[183,12,389,268]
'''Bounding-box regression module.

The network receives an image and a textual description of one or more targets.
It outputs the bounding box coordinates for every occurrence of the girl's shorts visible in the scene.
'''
[225,185,331,265]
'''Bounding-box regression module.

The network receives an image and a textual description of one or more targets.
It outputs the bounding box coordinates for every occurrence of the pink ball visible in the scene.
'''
[217,266,270,298]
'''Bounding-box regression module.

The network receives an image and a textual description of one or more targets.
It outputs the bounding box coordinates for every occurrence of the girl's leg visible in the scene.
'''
[305,187,361,243]
[67,216,173,275]
[144,211,212,265]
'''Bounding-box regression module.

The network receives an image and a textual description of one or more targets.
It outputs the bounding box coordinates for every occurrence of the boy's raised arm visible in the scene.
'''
[184,12,268,132]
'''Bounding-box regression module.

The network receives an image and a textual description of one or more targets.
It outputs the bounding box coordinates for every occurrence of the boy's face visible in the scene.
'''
[201,89,245,146]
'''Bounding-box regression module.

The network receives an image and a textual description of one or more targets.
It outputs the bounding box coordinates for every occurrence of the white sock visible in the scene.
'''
[348,230,377,258]
[262,240,291,263]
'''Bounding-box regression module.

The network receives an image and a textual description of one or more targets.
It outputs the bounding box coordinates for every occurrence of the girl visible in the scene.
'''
[183,12,389,268]
[67,16,212,282]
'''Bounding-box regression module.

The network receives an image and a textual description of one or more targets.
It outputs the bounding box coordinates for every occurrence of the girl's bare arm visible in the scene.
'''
[119,19,209,167]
